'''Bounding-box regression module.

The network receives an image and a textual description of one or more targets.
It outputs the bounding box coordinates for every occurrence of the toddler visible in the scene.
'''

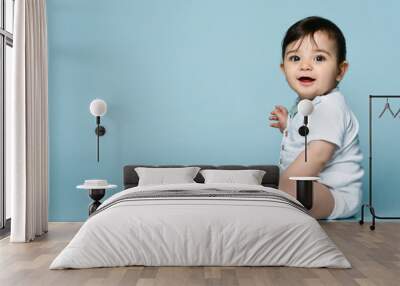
[269,16,364,219]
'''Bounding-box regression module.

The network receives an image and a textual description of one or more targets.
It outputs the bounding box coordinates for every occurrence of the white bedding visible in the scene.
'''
[50,183,350,269]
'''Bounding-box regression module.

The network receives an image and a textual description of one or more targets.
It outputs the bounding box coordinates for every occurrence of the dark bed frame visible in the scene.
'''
[123,165,280,189]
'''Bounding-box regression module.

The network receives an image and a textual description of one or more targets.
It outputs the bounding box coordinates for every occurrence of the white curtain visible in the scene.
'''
[9,0,49,242]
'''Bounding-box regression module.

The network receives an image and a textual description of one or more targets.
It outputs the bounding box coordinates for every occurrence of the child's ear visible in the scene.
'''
[336,61,349,82]
[280,63,285,73]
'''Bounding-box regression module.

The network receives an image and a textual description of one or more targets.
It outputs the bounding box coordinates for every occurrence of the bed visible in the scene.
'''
[50,165,350,269]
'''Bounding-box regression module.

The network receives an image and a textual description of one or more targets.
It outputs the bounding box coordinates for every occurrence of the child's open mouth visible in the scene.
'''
[297,76,315,86]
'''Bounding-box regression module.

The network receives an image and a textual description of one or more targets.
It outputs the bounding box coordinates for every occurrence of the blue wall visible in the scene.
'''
[47,0,400,221]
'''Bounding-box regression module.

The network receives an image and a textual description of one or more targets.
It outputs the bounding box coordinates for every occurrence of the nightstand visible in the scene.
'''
[289,176,319,210]
[77,180,117,215]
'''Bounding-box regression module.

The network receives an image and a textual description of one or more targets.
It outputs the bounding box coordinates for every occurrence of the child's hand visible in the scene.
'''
[269,105,288,133]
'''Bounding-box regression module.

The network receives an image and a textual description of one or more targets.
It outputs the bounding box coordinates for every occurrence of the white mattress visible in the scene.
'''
[50,183,350,269]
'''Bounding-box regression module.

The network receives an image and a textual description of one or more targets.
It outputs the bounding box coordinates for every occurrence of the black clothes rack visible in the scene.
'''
[359,95,400,230]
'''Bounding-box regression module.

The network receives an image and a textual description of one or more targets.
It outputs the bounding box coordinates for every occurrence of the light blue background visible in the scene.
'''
[47,0,400,221]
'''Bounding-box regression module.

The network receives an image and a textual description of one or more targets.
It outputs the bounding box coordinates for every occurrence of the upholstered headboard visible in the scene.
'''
[123,165,280,189]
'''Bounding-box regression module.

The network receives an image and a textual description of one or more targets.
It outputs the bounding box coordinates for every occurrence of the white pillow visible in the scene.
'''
[200,169,266,185]
[135,167,201,186]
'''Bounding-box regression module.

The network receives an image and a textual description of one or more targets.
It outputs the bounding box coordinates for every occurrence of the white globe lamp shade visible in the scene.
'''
[90,99,107,117]
[298,99,314,116]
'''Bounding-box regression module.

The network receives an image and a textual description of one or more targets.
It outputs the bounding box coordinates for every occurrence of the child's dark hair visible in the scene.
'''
[282,16,346,65]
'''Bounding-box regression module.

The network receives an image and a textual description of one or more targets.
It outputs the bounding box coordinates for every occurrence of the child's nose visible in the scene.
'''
[300,60,312,71]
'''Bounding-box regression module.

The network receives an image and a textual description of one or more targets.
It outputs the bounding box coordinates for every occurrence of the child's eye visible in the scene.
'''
[315,55,326,62]
[288,55,300,62]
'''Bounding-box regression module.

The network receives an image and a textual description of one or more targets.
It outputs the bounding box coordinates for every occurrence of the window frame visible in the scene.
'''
[1,0,13,231]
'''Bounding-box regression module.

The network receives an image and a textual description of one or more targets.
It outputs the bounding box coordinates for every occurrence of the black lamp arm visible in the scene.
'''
[94,116,106,162]
[298,116,310,162]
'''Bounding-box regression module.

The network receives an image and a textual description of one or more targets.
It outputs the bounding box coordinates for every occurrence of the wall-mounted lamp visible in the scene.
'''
[89,99,107,162]
[291,99,317,210]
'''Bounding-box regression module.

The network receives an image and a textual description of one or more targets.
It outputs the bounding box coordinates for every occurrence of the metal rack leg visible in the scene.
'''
[369,206,376,231]
[359,204,365,225]
[359,203,400,231]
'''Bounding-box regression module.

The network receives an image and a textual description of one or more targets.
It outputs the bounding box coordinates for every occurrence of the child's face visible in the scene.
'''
[280,31,348,100]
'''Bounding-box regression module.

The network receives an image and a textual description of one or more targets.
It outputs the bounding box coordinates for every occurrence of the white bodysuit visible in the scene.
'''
[279,89,364,219]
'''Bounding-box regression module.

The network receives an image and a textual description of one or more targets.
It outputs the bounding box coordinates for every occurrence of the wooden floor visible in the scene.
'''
[0,222,399,286]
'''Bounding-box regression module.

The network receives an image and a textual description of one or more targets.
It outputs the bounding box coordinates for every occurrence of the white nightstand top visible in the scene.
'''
[77,179,117,190]
[77,185,117,190]
[289,176,320,181]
